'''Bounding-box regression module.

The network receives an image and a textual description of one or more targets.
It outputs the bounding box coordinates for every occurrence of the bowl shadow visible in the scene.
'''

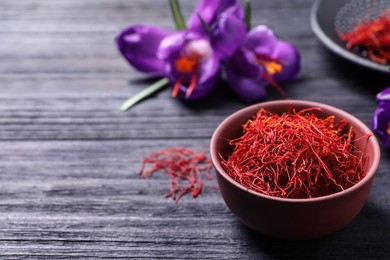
[239,201,390,259]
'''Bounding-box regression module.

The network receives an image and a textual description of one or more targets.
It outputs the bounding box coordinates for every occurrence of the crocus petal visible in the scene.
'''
[187,0,244,59]
[169,53,221,100]
[211,11,246,59]
[187,0,243,33]
[226,68,268,103]
[158,31,220,100]
[270,41,301,83]
[244,25,278,55]
[157,31,187,60]
[116,25,170,75]
[171,73,220,100]
[242,25,300,83]
[224,0,244,20]
[187,0,218,31]
[225,48,259,78]
[157,31,203,60]
[198,54,220,83]
[225,48,268,103]
[376,86,390,105]
[157,31,210,78]
[371,104,390,146]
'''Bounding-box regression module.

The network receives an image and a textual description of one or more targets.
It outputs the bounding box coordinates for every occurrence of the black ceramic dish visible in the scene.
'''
[311,0,390,74]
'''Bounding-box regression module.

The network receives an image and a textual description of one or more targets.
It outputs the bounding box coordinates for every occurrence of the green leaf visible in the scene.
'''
[169,0,186,30]
[197,12,211,34]
[120,78,169,112]
[245,0,251,31]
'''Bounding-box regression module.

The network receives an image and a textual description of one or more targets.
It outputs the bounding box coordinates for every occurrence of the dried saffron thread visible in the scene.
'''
[139,147,215,203]
[221,107,371,199]
[338,9,390,64]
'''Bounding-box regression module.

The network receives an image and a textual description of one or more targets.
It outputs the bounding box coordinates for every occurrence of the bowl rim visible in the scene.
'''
[210,99,381,203]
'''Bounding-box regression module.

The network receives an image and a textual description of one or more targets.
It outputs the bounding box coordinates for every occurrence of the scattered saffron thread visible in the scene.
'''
[139,147,215,203]
[221,107,371,199]
[338,9,390,64]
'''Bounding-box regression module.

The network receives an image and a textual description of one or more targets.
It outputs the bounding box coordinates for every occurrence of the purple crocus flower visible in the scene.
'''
[225,25,301,103]
[160,0,245,99]
[371,86,390,147]
[157,31,220,99]
[376,86,390,106]
[116,0,246,100]
[187,0,246,59]
[187,0,243,31]
[116,25,171,76]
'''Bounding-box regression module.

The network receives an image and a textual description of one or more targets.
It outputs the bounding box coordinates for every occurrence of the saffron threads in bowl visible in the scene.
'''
[221,107,371,199]
[139,147,215,203]
[338,9,390,65]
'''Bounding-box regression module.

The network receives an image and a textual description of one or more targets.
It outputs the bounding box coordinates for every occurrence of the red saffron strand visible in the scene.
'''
[139,147,215,203]
[185,72,198,99]
[260,71,288,98]
[221,107,370,199]
[171,78,182,98]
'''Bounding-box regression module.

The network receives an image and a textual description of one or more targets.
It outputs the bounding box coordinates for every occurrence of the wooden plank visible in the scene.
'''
[0,140,388,258]
[0,0,389,258]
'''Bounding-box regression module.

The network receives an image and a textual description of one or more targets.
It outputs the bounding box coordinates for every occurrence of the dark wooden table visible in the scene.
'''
[0,0,389,258]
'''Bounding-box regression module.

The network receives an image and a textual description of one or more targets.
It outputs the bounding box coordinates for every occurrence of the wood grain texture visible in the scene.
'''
[0,0,389,258]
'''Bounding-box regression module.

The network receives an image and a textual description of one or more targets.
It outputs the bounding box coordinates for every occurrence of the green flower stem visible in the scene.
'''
[245,0,251,30]
[169,0,186,30]
[120,78,169,112]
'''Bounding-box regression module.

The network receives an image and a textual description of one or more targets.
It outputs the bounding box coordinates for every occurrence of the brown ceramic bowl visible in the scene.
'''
[210,100,380,240]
